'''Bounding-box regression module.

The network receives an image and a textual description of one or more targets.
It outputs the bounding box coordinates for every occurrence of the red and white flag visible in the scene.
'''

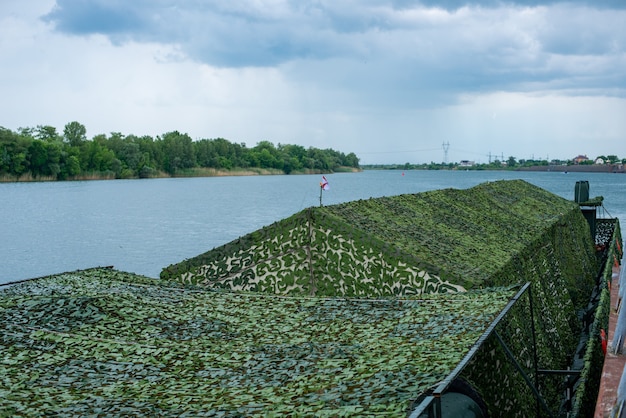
[320,176,329,191]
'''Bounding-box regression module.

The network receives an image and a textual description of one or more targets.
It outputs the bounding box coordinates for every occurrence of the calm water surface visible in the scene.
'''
[1,170,625,284]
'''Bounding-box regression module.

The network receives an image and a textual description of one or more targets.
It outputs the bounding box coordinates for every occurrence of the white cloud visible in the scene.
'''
[0,0,624,165]
[430,92,626,162]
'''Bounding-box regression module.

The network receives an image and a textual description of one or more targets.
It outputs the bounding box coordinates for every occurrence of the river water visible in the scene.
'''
[1,170,625,284]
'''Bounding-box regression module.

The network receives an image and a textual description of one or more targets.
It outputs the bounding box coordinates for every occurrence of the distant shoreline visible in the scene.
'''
[364,164,625,174]
[0,166,362,183]
[516,164,625,173]
[2,164,623,182]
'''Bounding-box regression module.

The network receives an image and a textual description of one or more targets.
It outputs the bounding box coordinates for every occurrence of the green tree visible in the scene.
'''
[1,124,362,179]
[252,141,283,169]
[195,139,218,168]
[0,127,31,177]
[80,140,116,173]
[343,152,360,168]
[307,148,331,170]
[133,135,160,176]
[63,121,87,147]
[160,131,196,174]
[36,125,61,142]
[59,153,81,179]
[278,144,306,173]
[507,156,517,167]
[46,141,62,178]
[194,137,246,169]
[28,140,49,177]
[10,152,28,176]
[0,127,17,174]
[258,148,276,168]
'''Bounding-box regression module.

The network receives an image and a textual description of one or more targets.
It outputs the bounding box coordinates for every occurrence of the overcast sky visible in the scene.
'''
[1,1,625,164]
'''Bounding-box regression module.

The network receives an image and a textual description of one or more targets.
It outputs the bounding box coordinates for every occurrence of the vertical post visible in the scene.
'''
[433,395,442,418]
[319,176,328,207]
[319,184,323,207]
[528,284,540,417]
[494,331,553,417]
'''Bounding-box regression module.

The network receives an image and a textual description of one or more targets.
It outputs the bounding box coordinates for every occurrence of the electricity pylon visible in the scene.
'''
[442,142,450,164]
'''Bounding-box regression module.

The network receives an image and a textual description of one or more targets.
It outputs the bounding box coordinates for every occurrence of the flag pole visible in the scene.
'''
[319,176,329,207]
[319,184,323,207]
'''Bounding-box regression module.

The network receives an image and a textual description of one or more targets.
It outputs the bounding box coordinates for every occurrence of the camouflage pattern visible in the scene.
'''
[173,212,465,297]
[162,179,596,303]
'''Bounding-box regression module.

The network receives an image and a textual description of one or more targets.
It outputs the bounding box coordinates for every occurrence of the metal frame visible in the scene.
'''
[409,275,599,418]
[409,282,531,418]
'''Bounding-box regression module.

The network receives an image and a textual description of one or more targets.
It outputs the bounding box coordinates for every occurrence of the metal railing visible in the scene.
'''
[409,283,532,418]
[612,253,626,354]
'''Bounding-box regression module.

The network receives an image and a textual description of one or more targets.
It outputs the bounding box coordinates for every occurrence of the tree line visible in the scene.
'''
[364,154,626,171]
[0,122,360,180]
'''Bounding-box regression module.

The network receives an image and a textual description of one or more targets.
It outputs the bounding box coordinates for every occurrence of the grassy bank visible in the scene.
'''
[0,166,361,183]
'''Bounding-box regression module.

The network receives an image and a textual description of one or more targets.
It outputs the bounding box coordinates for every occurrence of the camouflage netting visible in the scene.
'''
[460,219,621,418]
[0,180,609,416]
[161,179,604,416]
[162,179,597,306]
[0,269,517,416]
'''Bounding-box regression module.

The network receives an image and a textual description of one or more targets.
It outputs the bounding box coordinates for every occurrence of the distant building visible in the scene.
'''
[459,160,475,167]
[573,155,589,164]
[594,157,605,165]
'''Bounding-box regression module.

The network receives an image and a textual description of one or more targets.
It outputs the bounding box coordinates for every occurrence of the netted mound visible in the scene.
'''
[162,180,597,306]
